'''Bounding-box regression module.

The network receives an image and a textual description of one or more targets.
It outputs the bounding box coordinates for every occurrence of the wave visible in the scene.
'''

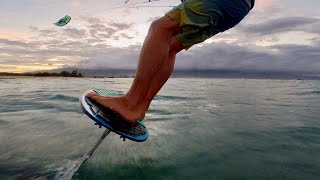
[279,126,320,143]
[48,94,79,102]
[289,91,320,95]
[154,95,192,101]
[147,109,173,115]
[233,101,253,105]
[0,98,81,114]
[0,119,9,125]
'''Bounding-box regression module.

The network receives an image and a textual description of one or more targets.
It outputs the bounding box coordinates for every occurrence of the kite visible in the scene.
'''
[54,15,71,26]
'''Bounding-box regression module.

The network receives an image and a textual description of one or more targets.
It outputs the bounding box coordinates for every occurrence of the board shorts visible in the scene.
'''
[166,0,253,50]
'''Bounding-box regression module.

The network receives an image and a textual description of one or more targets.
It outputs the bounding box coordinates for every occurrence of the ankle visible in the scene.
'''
[122,94,144,110]
[123,95,149,118]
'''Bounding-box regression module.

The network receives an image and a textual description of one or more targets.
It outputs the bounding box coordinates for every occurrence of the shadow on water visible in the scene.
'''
[0,165,57,180]
[153,95,193,101]
[288,90,320,95]
[147,109,173,116]
[73,158,177,180]
[0,120,9,125]
[48,94,79,102]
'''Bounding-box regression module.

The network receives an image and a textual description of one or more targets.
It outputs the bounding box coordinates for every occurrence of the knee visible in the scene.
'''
[169,37,184,54]
[149,16,181,36]
[149,18,162,30]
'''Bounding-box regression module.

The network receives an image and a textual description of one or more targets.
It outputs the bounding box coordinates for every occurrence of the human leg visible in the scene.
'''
[87,0,253,125]
[87,16,182,124]
[139,36,184,113]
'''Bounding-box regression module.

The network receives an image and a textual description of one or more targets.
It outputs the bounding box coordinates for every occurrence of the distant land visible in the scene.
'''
[44,68,320,80]
[0,70,83,77]
[1,68,320,80]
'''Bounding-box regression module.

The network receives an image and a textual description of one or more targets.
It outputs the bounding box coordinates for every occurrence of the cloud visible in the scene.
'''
[88,25,116,39]
[77,15,103,25]
[63,28,88,39]
[238,17,320,36]
[76,46,140,69]
[79,16,135,40]
[109,22,133,31]
[0,38,31,47]
[310,37,320,45]
[0,28,29,40]
[0,14,140,72]
[174,41,320,72]
[256,0,278,7]
[147,16,161,23]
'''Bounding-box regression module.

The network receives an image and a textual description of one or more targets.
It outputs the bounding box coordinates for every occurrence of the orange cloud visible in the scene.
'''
[68,0,81,7]
[0,64,59,73]
[0,28,29,40]
[256,0,278,8]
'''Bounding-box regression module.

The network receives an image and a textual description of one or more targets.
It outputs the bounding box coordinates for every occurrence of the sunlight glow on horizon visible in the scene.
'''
[0,64,61,73]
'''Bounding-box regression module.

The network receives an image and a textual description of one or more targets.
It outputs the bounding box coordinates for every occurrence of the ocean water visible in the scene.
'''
[0,77,320,179]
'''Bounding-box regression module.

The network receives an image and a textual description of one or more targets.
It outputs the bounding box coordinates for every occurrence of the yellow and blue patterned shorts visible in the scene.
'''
[166,0,251,50]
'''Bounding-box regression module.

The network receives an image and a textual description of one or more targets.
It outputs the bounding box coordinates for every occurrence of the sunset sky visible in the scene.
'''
[0,0,319,73]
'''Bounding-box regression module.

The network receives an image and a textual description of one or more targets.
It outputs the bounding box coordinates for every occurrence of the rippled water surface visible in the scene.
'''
[1,77,320,179]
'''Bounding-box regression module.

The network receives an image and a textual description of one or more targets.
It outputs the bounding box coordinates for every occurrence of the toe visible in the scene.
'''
[86,92,97,98]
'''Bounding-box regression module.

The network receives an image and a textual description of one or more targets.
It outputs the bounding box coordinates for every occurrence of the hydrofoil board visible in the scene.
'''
[80,89,148,142]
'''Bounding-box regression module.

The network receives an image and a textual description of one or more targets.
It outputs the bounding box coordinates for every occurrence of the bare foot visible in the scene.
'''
[86,92,145,125]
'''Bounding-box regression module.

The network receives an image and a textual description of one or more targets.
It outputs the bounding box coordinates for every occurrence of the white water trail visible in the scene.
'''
[54,129,111,180]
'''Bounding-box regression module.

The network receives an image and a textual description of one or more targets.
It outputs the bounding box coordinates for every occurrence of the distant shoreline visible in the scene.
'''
[1,75,319,81]
[1,69,319,80]
[0,70,83,78]
[0,75,82,79]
